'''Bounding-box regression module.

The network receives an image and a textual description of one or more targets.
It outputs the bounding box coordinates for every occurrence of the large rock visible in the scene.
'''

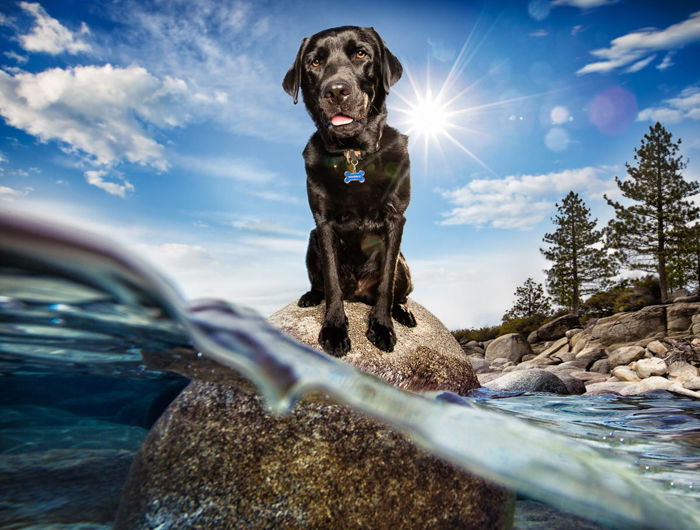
[485,333,532,363]
[607,345,645,368]
[528,314,580,343]
[573,306,666,353]
[666,303,700,338]
[485,369,570,394]
[115,300,513,528]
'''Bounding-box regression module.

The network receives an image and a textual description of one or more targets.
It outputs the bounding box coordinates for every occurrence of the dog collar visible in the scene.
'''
[341,130,383,184]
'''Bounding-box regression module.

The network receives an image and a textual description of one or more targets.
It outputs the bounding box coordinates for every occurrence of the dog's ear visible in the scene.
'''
[283,37,308,105]
[367,27,402,95]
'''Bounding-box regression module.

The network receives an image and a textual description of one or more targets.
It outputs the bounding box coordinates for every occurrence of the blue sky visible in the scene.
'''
[1,0,699,329]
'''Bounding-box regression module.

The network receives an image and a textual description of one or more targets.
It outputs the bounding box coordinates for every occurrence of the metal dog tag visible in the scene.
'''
[344,170,366,183]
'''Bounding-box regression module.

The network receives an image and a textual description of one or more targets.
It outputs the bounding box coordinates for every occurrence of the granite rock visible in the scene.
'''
[607,345,646,368]
[486,333,532,363]
[527,314,580,343]
[484,369,569,394]
[115,300,513,529]
[634,358,667,379]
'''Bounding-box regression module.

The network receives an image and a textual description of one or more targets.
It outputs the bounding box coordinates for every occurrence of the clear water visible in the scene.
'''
[1,211,699,529]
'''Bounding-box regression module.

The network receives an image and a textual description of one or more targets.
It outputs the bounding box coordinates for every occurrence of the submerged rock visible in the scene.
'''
[485,369,570,394]
[115,300,513,528]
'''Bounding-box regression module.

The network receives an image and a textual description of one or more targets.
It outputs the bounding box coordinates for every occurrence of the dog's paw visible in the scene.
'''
[366,317,396,352]
[319,325,351,357]
[298,290,324,307]
[392,304,417,327]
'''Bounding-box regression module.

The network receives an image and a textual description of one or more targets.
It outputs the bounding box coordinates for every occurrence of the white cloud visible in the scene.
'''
[529,29,549,38]
[4,51,28,64]
[84,169,134,198]
[103,0,308,143]
[439,167,613,230]
[250,190,303,205]
[624,54,656,73]
[0,64,189,175]
[174,155,278,183]
[656,52,676,71]
[231,218,306,237]
[577,11,700,75]
[410,251,549,329]
[0,184,29,201]
[638,85,700,124]
[552,0,618,8]
[18,2,91,55]
[239,236,307,254]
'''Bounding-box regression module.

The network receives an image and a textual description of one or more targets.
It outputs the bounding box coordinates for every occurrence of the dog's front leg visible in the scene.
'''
[316,221,351,356]
[367,212,405,352]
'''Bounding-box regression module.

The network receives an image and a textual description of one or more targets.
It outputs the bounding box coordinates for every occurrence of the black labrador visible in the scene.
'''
[283,26,416,356]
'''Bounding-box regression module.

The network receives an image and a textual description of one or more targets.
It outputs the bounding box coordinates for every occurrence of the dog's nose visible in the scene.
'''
[323,81,351,104]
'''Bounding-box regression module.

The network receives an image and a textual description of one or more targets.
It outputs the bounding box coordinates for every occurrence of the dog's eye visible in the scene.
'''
[355,49,367,59]
[311,57,321,67]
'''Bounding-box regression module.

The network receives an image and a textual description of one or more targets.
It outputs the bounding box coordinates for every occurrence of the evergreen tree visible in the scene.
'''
[667,222,700,293]
[605,122,699,303]
[502,278,552,321]
[541,191,616,313]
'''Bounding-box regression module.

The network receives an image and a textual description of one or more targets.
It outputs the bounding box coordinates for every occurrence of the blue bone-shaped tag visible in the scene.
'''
[344,170,365,184]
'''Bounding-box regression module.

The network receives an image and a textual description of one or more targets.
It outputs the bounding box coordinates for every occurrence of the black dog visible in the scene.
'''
[283,26,416,356]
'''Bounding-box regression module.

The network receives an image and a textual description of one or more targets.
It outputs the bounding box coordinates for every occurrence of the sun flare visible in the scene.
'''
[404,89,451,138]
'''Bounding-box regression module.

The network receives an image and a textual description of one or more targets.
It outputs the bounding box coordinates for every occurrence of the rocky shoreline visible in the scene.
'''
[460,301,700,398]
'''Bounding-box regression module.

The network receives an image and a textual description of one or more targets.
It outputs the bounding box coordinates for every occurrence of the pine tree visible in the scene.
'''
[667,222,700,293]
[605,122,699,303]
[502,278,552,321]
[541,191,616,313]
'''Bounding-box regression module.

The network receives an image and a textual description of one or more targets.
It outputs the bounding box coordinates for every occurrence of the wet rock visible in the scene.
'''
[611,365,641,382]
[485,333,532,363]
[555,372,586,395]
[607,345,646,368]
[0,449,134,528]
[484,369,569,394]
[619,376,671,396]
[584,381,632,395]
[115,300,513,529]
[527,314,580,343]
[634,358,667,379]
[514,499,607,530]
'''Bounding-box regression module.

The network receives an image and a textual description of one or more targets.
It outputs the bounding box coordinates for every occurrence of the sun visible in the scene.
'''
[404,88,451,139]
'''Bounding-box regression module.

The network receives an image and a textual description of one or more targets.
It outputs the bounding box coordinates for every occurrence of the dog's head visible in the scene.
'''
[283,26,402,145]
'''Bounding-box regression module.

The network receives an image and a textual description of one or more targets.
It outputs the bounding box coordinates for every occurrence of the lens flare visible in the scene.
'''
[405,89,450,138]
[389,16,570,177]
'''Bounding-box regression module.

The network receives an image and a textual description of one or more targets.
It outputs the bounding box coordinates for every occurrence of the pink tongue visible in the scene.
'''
[331,115,354,126]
